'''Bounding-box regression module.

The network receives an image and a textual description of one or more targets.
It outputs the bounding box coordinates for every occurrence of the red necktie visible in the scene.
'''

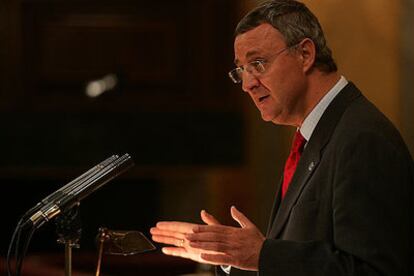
[282,131,306,199]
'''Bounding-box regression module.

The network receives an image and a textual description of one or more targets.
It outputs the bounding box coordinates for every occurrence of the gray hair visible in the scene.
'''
[235,0,337,73]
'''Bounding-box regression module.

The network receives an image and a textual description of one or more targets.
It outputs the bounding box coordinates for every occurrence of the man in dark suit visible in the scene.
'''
[150,1,414,275]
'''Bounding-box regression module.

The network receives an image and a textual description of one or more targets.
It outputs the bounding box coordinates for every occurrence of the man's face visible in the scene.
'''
[234,23,307,126]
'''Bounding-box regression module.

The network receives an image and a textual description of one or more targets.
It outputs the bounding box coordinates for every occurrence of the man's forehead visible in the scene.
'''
[234,23,285,64]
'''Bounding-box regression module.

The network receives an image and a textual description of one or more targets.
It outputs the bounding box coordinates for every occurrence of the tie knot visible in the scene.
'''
[291,131,306,154]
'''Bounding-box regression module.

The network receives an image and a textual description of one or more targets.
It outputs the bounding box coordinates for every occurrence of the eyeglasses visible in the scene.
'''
[228,44,297,84]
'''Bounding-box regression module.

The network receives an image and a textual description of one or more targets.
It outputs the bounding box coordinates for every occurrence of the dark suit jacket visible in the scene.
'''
[226,83,414,276]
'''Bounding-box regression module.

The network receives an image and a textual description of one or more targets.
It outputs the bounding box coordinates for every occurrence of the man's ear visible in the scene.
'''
[298,38,316,73]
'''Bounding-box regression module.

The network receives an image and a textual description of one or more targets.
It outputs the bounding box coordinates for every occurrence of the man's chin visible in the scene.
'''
[261,113,285,126]
[260,111,277,123]
[260,113,271,122]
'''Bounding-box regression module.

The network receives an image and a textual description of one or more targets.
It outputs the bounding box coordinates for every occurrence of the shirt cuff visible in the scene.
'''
[220,265,231,274]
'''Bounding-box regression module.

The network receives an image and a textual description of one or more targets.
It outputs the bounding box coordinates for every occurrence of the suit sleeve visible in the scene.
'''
[259,131,413,276]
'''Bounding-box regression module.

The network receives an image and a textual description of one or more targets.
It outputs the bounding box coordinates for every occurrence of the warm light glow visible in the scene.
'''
[86,74,118,98]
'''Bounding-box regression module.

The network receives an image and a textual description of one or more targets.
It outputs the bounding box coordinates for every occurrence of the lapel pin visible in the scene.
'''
[308,161,315,171]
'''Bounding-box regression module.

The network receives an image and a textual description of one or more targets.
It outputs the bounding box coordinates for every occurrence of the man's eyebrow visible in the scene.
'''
[234,50,261,66]
[246,50,260,58]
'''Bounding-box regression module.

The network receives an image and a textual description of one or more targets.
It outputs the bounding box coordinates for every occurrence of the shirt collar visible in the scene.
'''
[300,76,348,141]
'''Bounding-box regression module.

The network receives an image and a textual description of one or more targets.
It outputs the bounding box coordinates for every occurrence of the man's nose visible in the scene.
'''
[241,71,260,93]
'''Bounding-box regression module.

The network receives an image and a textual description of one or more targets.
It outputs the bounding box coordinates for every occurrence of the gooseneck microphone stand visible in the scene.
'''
[55,206,82,276]
[6,153,134,276]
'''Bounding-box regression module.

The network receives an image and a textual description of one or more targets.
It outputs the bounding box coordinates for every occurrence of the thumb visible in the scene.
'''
[230,206,255,228]
[200,210,221,225]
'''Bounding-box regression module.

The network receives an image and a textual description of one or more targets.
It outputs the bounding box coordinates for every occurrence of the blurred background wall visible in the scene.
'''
[0,0,412,275]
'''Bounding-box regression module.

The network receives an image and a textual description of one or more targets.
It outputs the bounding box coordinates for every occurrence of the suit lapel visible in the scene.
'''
[266,178,282,235]
[267,83,362,238]
[268,143,321,237]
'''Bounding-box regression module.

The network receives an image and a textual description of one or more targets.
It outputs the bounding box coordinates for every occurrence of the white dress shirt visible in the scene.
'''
[300,76,348,141]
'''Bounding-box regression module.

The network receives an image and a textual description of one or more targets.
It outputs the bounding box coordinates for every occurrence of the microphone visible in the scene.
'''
[24,154,134,229]
[21,155,119,221]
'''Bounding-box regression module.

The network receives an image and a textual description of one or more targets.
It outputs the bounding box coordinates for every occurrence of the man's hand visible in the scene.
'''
[150,210,223,265]
[150,206,265,271]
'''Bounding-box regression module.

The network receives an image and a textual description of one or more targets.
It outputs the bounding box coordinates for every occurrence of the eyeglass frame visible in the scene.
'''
[228,42,301,84]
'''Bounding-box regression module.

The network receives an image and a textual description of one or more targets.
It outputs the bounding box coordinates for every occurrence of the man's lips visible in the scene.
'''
[258,95,270,102]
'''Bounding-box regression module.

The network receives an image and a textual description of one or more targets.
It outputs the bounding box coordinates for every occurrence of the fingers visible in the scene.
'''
[230,206,255,228]
[150,226,187,247]
[150,221,198,249]
[152,208,263,271]
[151,215,241,267]
[201,210,221,225]
[194,205,255,233]
[150,227,185,238]
[161,246,188,257]
[150,221,198,246]
[155,221,198,233]
[161,247,204,262]
[151,234,186,247]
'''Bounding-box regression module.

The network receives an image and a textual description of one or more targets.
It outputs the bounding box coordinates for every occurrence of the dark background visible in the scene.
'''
[0,0,246,274]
